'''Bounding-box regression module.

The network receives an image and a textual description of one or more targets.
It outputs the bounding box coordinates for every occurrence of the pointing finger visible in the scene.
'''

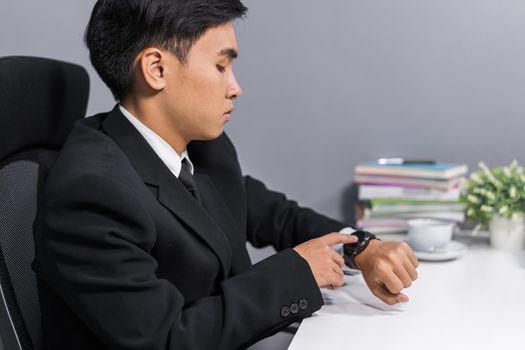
[324,232,358,247]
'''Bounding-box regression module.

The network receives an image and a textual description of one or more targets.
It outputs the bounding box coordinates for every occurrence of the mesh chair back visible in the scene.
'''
[0,56,89,350]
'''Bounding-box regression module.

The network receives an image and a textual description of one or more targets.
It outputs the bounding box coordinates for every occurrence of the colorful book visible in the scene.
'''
[354,174,462,191]
[358,184,461,201]
[365,209,465,222]
[355,162,468,180]
[370,199,463,205]
[369,202,465,214]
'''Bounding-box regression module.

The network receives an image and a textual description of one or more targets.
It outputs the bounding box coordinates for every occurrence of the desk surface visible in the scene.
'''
[289,234,525,350]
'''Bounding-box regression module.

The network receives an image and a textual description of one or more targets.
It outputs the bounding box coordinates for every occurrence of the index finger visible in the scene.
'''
[323,232,358,246]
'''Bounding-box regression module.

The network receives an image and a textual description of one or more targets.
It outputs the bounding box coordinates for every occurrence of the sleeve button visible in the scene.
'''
[280,306,290,317]
[290,303,299,314]
[299,299,308,310]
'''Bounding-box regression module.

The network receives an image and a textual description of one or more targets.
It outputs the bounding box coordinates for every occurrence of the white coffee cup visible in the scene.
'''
[406,219,454,252]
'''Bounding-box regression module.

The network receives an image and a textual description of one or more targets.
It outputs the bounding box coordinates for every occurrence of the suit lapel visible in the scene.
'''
[156,176,232,278]
[195,174,251,274]
[195,175,244,243]
[101,106,232,278]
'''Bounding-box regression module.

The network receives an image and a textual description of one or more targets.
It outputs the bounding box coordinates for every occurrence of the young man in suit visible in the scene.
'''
[33,1,419,349]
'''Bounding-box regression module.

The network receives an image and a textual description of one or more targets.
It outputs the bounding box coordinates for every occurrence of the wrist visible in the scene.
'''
[354,239,381,269]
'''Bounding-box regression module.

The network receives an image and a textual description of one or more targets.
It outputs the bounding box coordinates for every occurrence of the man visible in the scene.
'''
[33,1,419,349]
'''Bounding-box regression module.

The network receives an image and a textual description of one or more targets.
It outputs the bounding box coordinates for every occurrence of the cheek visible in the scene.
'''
[203,81,226,105]
[188,66,226,100]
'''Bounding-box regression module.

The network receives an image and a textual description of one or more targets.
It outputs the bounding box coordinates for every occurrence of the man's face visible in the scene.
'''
[161,21,242,143]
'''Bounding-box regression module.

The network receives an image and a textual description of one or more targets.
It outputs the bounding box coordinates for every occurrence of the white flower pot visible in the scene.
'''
[488,213,525,251]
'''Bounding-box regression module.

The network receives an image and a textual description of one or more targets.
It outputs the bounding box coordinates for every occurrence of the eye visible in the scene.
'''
[216,64,226,73]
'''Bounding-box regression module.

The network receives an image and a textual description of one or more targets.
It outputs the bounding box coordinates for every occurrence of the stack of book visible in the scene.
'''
[354,161,468,233]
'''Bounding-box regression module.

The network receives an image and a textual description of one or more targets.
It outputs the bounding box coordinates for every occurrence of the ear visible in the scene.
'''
[138,48,167,91]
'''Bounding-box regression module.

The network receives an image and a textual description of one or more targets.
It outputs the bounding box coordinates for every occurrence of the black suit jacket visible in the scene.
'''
[33,106,346,350]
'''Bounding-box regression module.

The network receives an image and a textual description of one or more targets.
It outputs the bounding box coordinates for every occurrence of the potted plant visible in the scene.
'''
[461,160,525,251]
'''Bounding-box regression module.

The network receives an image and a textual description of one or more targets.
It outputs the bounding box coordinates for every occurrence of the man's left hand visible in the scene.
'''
[354,240,419,305]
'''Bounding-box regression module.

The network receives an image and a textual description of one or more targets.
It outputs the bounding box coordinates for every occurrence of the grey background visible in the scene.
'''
[2,0,525,349]
[231,0,525,222]
[2,0,525,222]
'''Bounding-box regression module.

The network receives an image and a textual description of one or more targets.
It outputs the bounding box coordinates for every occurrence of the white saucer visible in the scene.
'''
[412,240,468,261]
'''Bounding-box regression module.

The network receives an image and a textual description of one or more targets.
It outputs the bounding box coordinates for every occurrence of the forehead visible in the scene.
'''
[189,21,238,58]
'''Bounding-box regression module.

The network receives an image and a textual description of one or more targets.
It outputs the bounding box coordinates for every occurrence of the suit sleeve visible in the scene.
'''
[37,174,323,350]
[244,175,351,250]
[216,133,351,250]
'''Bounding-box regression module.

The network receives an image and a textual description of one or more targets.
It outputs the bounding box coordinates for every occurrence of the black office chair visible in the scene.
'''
[0,56,89,350]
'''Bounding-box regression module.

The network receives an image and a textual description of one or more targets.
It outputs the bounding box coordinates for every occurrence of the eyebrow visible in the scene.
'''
[218,48,238,60]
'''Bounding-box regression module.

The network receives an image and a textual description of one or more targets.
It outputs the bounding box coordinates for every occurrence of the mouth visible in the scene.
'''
[223,108,234,121]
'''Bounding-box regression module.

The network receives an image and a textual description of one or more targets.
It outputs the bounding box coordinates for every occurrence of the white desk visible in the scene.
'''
[289,234,525,350]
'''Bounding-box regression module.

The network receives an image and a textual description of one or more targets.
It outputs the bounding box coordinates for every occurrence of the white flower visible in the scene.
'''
[480,205,493,213]
[491,178,503,188]
[466,161,525,228]
[483,191,496,201]
[467,195,480,204]
[479,162,491,175]
[470,172,483,184]
[479,162,502,188]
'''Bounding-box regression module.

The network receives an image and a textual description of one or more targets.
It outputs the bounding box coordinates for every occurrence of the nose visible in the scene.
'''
[226,72,242,100]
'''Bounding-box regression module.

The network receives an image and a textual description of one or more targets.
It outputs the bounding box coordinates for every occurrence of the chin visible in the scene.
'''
[195,129,224,141]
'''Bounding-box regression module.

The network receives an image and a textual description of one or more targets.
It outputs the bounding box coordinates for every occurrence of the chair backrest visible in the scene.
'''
[0,56,89,350]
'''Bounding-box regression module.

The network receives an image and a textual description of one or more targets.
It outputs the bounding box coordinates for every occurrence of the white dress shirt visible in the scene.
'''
[119,105,194,178]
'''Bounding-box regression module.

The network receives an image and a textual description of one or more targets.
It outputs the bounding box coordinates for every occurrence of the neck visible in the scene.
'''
[120,97,188,155]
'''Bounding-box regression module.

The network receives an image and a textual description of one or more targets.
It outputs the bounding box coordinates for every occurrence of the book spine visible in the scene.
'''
[369,203,465,214]
[354,177,459,191]
[366,210,465,222]
[358,185,461,201]
[355,164,467,180]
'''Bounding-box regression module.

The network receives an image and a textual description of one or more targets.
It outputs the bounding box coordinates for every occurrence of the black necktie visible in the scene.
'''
[178,159,202,205]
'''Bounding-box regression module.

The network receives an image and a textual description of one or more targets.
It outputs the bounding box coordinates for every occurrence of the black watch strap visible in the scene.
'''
[343,230,379,270]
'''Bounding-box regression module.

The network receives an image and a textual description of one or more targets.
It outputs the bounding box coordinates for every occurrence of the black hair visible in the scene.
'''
[84,0,247,101]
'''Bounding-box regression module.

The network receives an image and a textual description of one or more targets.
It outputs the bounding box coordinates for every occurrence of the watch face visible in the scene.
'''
[353,231,366,243]
[343,231,374,255]
[344,231,366,249]
[343,230,377,270]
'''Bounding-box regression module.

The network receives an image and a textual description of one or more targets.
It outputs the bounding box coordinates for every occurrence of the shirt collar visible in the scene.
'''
[118,105,194,178]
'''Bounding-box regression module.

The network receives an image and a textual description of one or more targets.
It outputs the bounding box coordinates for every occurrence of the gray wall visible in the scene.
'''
[3,0,525,222]
[230,0,525,221]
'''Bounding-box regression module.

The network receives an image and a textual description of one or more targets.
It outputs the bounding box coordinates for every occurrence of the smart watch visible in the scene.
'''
[343,230,379,270]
